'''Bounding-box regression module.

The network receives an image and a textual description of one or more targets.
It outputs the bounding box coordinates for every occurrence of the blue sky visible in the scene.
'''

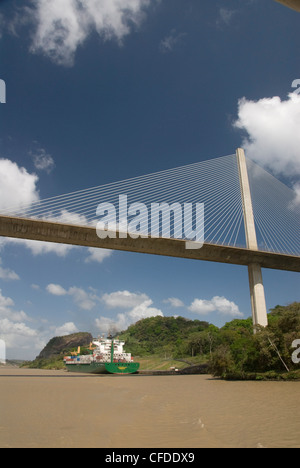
[0,0,299,359]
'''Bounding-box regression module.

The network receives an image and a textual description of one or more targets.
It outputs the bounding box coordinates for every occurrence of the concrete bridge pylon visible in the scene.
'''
[236,148,268,330]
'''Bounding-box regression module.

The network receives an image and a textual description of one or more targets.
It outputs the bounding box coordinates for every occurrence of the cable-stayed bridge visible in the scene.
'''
[0,149,299,329]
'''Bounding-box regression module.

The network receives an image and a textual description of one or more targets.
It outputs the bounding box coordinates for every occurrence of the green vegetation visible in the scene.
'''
[22,303,300,380]
[209,302,300,380]
[118,303,300,380]
[23,356,67,370]
[117,316,212,358]
[22,344,94,370]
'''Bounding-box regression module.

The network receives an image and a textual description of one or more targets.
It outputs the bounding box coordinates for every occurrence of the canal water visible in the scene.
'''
[0,368,298,448]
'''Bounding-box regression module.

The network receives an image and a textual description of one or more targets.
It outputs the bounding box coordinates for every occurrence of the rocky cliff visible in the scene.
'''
[37,332,93,359]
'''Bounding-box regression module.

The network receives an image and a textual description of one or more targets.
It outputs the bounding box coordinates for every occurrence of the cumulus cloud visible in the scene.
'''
[188,296,243,318]
[54,322,78,336]
[0,318,37,346]
[85,247,113,264]
[47,284,99,310]
[163,297,185,308]
[27,0,154,66]
[17,239,76,257]
[102,290,150,309]
[291,183,300,208]
[46,283,67,296]
[234,93,300,178]
[0,287,80,359]
[4,237,113,262]
[0,258,20,281]
[96,290,163,334]
[68,286,98,311]
[0,289,45,359]
[128,299,162,320]
[0,289,29,322]
[0,316,47,360]
[95,313,127,335]
[0,158,39,212]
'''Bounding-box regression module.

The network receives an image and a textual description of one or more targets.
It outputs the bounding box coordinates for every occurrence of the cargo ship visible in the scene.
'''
[64,337,140,374]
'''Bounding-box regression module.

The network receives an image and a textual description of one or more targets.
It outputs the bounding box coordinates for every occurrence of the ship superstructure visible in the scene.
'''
[64,337,139,374]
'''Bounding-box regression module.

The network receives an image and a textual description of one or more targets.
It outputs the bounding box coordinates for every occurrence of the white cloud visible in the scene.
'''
[0,318,37,342]
[96,290,163,334]
[30,147,55,174]
[128,299,163,321]
[47,283,99,311]
[0,158,39,212]
[0,258,20,281]
[45,209,89,226]
[54,322,78,336]
[1,233,113,261]
[18,239,75,257]
[85,247,113,264]
[0,291,15,313]
[68,286,97,311]
[0,288,79,359]
[95,313,127,335]
[0,289,43,359]
[0,317,46,360]
[0,289,30,322]
[28,0,154,66]
[291,183,300,208]
[234,93,300,178]
[189,299,215,316]
[102,290,150,309]
[0,318,36,337]
[0,267,20,281]
[189,296,243,318]
[46,283,68,296]
[163,297,185,308]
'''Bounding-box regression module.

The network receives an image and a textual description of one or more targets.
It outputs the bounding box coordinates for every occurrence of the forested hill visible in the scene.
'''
[24,303,299,380]
[117,316,214,357]
[117,303,300,380]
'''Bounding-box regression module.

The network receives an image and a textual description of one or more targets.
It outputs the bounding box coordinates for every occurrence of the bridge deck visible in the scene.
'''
[0,215,299,272]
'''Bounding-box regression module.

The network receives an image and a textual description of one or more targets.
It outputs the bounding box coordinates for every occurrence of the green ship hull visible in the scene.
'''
[65,361,140,375]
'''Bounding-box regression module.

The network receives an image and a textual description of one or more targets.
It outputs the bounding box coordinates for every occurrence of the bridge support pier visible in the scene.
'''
[236,148,268,330]
[248,263,268,330]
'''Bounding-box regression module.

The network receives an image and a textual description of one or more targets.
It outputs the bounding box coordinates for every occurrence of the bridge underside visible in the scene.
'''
[0,216,299,272]
[275,0,300,13]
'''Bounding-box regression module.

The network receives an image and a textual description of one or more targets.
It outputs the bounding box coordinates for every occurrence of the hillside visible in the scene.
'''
[22,303,300,379]
[23,332,93,370]
[117,315,212,357]
[37,332,93,359]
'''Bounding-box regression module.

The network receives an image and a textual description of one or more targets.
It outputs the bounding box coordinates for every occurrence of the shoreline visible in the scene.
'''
[2,364,299,381]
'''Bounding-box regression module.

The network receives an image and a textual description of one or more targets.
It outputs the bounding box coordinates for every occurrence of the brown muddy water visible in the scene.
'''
[0,367,299,448]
